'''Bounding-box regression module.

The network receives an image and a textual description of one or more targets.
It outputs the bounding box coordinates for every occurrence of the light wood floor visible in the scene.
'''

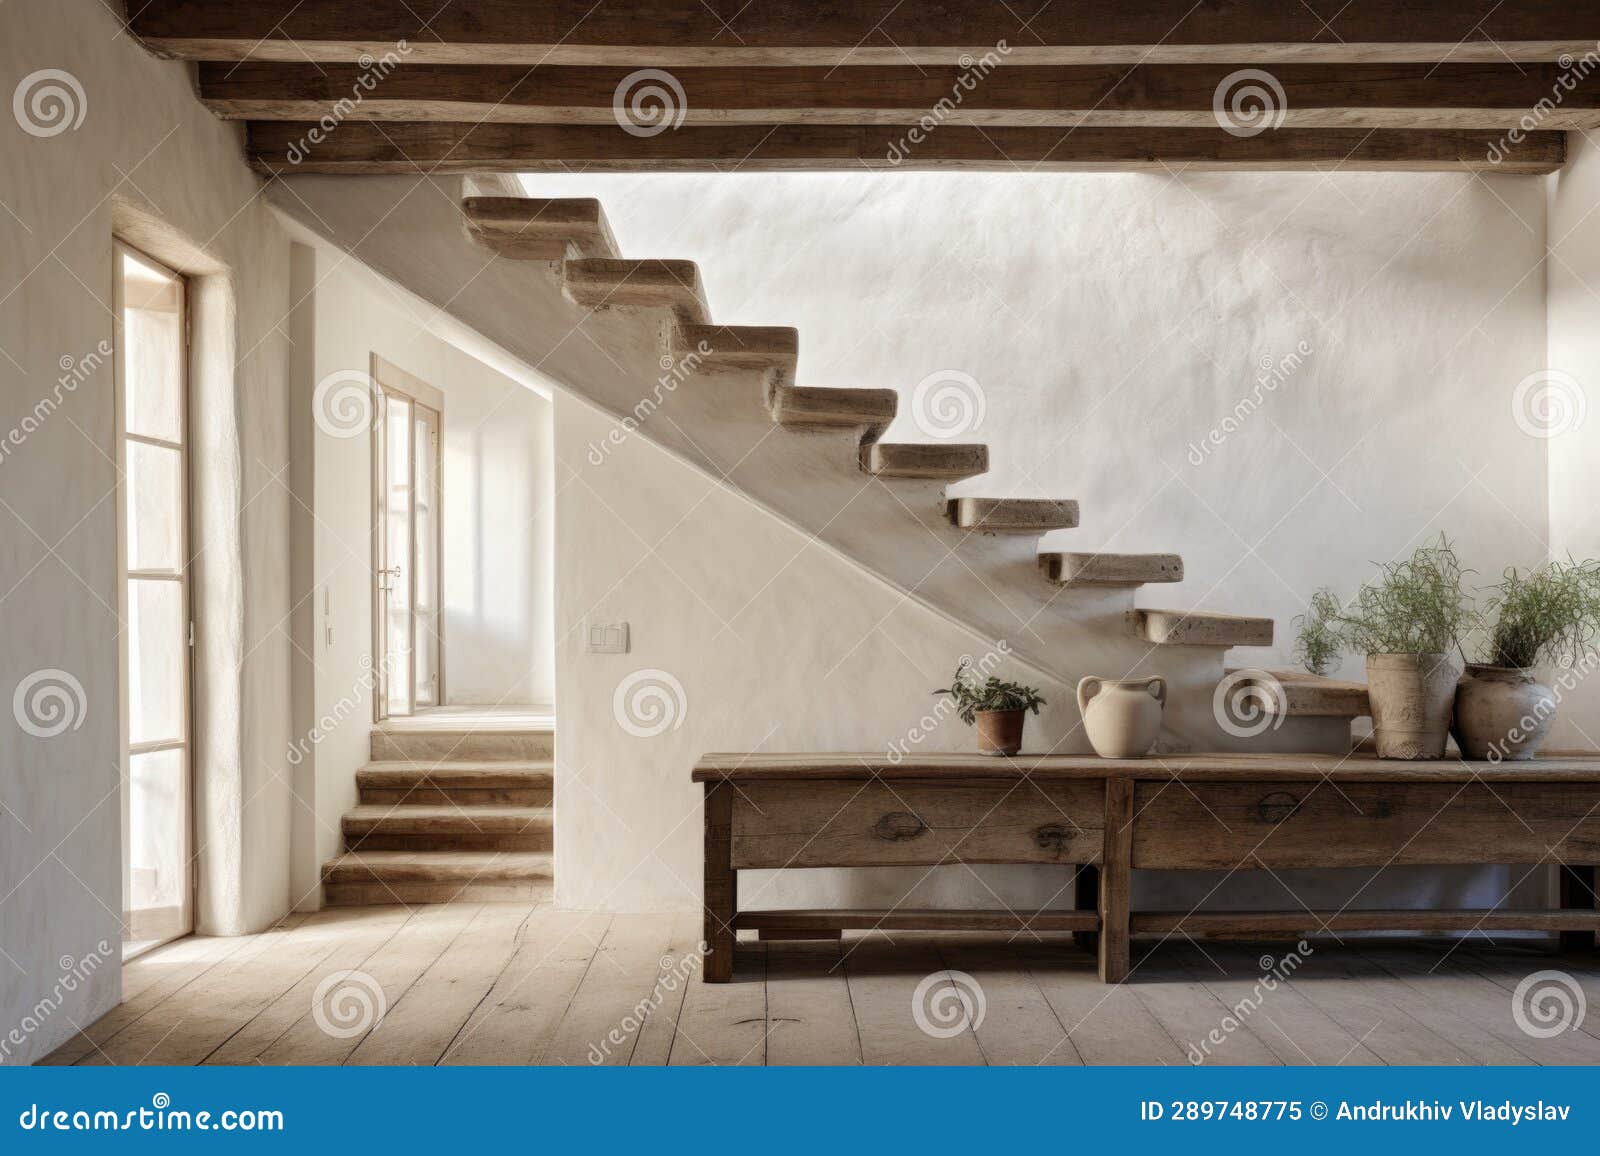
[40,903,1600,1066]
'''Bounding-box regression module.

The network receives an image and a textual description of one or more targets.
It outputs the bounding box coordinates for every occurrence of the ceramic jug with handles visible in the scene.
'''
[1077,675,1166,758]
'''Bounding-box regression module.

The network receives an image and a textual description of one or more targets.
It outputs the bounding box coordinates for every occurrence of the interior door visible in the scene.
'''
[114,242,193,959]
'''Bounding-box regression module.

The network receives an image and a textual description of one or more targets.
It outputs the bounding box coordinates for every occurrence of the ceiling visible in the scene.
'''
[129,1,1600,175]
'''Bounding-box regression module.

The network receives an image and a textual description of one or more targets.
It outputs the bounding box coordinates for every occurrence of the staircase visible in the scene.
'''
[322,723,555,905]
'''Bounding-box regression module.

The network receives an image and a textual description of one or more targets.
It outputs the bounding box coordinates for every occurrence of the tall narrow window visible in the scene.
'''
[114,243,192,958]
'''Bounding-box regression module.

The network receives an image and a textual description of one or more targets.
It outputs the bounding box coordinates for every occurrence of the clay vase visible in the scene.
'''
[1366,652,1458,759]
[1078,676,1166,759]
[974,708,1026,756]
[1452,664,1556,761]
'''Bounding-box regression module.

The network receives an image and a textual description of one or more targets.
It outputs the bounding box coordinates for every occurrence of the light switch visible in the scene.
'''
[585,621,630,654]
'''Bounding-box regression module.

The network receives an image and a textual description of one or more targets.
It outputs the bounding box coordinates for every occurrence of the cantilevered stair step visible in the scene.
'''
[563,258,709,324]
[1133,608,1275,647]
[357,761,554,805]
[342,804,553,852]
[462,196,620,260]
[1042,552,1183,587]
[861,442,989,481]
[321,850,553,906]
[674,324,797,374]
[773,385,897,430]
[949,497,1079,534]
[1223,669,1371,718]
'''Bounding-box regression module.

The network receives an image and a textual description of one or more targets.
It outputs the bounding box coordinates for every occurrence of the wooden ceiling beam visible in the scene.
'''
[202,61,1600,130]
[133,1,1600,65]
[246,122,1564,175]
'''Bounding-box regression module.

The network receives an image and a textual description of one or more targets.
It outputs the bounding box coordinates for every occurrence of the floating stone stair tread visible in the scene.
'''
[862,442,989,480]
[462,195,619,259]
[1227,669,1371,717]
[321,850,554,884]
[356,760,554,791]
[563,258,709,324]
[341,804,553,836]
[675,323,798,369]
[1042,552,1183,586]
[773,385,898,428]
[1134,608,1275,647]
[949,497,1079,533]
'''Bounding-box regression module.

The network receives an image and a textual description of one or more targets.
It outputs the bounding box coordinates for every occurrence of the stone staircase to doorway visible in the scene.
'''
[322,724,555,905]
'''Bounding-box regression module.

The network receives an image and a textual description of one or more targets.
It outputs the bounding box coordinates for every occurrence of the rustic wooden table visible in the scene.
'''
[692,752,1600,982]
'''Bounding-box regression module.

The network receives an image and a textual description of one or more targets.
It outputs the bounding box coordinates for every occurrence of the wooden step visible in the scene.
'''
[461,196,619,260]
[674,324,797,375]
[357,761,553,805]
[1133,608,1275,647]
[1224,669,1371,718]
[563,258,709,324]
[1042,552,1183,587]
[772,385,897,430]
[948,497,1079,533]
[342,804,552,851]
[860,441,988,481]
[369,730,553,763]
[321,850,553,906]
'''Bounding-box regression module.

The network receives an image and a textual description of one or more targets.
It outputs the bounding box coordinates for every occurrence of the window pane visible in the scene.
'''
[126,440,182,572]
[127,747,188,940]
[128,579,185,746]
[120,251,183,444]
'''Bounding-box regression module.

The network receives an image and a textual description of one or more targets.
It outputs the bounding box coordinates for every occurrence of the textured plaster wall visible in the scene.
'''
[0,0,293,1063]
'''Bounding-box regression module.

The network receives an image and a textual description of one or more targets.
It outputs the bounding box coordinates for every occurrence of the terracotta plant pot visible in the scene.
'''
[1077,676,1166,759]
[1366,652,1458,759]
[1452,664,1556,761]
[974,708,1026,756]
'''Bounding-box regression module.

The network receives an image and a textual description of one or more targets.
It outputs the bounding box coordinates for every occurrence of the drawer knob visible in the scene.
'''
[1034,824,1075,856]
[873,811,928,841]
[1256,791,1303,824]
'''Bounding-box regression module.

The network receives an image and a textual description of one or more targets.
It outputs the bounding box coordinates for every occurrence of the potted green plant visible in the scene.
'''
[1455,559,1600,760]
[934,660,1046,757]
[1297,536,1474,759]
[1290,588,1342,677]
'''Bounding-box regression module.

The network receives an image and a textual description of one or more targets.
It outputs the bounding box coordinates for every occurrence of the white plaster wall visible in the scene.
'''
[292,240,554,906]
[0,0,292,1063]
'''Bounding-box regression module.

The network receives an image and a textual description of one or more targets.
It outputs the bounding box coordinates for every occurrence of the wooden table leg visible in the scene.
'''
[1099,776,1133,983]
[1560,864,1596,952]
[1073,864,1101,955]
[703,781,737,982]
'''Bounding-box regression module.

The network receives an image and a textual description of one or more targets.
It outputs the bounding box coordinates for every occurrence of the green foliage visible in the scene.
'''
[1477,558,1600,669]
[934,659,1046,726]
[1302,535,1475,658]
[1292,588,1342,676]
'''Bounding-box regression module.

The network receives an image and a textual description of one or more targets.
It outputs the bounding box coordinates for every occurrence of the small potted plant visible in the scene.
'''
[934,660,1046,756]
[1291,588,1342,677]
[1455,559,1600,760]
[1297,536,1473,759]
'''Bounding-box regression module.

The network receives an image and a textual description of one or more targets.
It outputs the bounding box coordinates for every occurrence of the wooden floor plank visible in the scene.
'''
[539,913,690,1065]
[841,935,985,1066]
[630,913,711,1066]
[763,939,864,1066]
[346,904,530,1065]
[1456,943,1600,1045]
[667,939,769,1066]
[1030,949,1188,1065]
[1124,945,1283,1066]
[441,909,613,1065]
[935,941,1082,1066]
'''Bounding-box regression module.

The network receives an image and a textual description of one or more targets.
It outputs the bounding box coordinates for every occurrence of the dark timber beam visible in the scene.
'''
[247,122,1565,174]
[202,62,1600,130]
[133,1,1600,65]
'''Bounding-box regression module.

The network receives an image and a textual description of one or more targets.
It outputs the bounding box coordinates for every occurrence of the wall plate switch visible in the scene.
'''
[585,621,630,654]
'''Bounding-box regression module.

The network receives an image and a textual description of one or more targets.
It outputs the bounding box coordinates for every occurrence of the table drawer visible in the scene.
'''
[1132,779,1600,869]
[730,779,1104,868]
